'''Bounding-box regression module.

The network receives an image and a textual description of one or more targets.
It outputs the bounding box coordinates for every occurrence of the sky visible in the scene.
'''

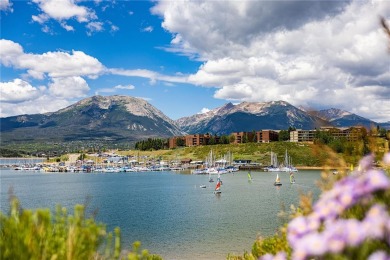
[1,0,390,122]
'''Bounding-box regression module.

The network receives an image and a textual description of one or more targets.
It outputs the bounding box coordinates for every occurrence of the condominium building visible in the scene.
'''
[231,131,255,144]
[290,129,316,143]
[184,134,212,147]
[256,130,279,143]
[290,126,366,143]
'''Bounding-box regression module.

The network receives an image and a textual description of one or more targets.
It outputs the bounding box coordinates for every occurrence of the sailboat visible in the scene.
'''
[267,150,281,172]
[289,172,295,184]
[274,173,282,186]
[209,170,214,182]
[214,180,222,194]
[248,171,252,182]
[281,149,298,172]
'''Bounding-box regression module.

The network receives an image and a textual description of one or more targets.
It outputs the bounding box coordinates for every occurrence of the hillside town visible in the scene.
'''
[167,126,367,148]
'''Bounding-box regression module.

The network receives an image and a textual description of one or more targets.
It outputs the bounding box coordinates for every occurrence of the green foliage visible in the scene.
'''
[227,229,291,260]
[175,138,185,147]
[278,130,289,141]
[209,136,216,145]
[135,138,167,151]
[0,197,161,260]
[219,135,231,144]
[315,130,334,145]
[251,230,290,258]
[0,148,27,157]
[78,153,86,160]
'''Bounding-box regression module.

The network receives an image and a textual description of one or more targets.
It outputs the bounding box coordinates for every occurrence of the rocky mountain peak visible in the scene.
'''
[318,108,353,121]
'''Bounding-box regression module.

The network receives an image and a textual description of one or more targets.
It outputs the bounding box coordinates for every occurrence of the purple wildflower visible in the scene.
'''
[287,216,309,244]
[363,169,390,192]
[327,236,345,254]
[383,152,390,166]
[358,153,374,172]
[367,250,390,260]
[259,253,274,260]
[285,155,390,259]
[344,218,366,246]
[294,232,327,257]
[363,204,389,240]
[259,252,286,260]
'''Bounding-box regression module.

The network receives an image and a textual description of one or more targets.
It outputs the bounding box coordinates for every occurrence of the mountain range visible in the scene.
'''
[0,95,182,144]
[0,95,383,144]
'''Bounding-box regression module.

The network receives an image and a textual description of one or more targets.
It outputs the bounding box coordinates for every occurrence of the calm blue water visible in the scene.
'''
[0,169,322,259]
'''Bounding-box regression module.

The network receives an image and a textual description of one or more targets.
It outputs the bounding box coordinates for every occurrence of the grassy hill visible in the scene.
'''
[118,142,348,168]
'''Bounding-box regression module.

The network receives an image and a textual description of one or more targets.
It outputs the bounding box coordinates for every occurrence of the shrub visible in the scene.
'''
[0,198,162,260]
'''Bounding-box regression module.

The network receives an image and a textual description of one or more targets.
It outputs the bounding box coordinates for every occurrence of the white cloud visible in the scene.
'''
[114,84,135,90]
[142,26,153,32]
[110,24,119,33]
[48,76,90,98]
[136,96,152,102]
[0,79,43,103]
[32,0,97,23]
[86,21,104,35]
[31,0,110,34]
[152,0,390,122]
[0,95,71,117]
[0,39,105,79]
[95,88,116,95]
[60,21,74,31]
[198,108,210,114]
[109,68,187,84]
[0,0,13,12]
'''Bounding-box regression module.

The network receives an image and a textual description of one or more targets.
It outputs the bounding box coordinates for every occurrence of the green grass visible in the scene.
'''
[119,142,343,167]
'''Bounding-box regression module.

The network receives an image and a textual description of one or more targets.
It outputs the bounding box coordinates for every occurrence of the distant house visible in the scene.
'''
[233,159,252,165]
[181,158,192,164]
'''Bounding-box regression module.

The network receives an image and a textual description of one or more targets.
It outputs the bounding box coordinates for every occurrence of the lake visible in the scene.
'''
[0,169,322,259]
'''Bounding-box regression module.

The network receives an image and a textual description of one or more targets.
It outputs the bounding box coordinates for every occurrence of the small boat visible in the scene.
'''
[200,185,206,188]
[289,172,295,184]
[332,170,339,175]
[274,173,282,186]
[248,171,252,182]
[214,181,222,194]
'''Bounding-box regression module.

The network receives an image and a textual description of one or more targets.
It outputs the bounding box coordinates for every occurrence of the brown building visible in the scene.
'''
[231,132,255,144]
[184,134,212,147]
[320,126,366,141]
[256,130,279,143]
[168,136,185,149]
[290,126,366,143]
[290,129,316,143]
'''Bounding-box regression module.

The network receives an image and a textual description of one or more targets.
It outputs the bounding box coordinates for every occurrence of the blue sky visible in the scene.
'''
[1,0,390,122]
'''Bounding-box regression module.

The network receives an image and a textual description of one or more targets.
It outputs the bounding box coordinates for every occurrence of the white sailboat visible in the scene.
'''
[274,173,282,186]
[281,149,298,172]
[289,172,296,184]
[267,151,281,172]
